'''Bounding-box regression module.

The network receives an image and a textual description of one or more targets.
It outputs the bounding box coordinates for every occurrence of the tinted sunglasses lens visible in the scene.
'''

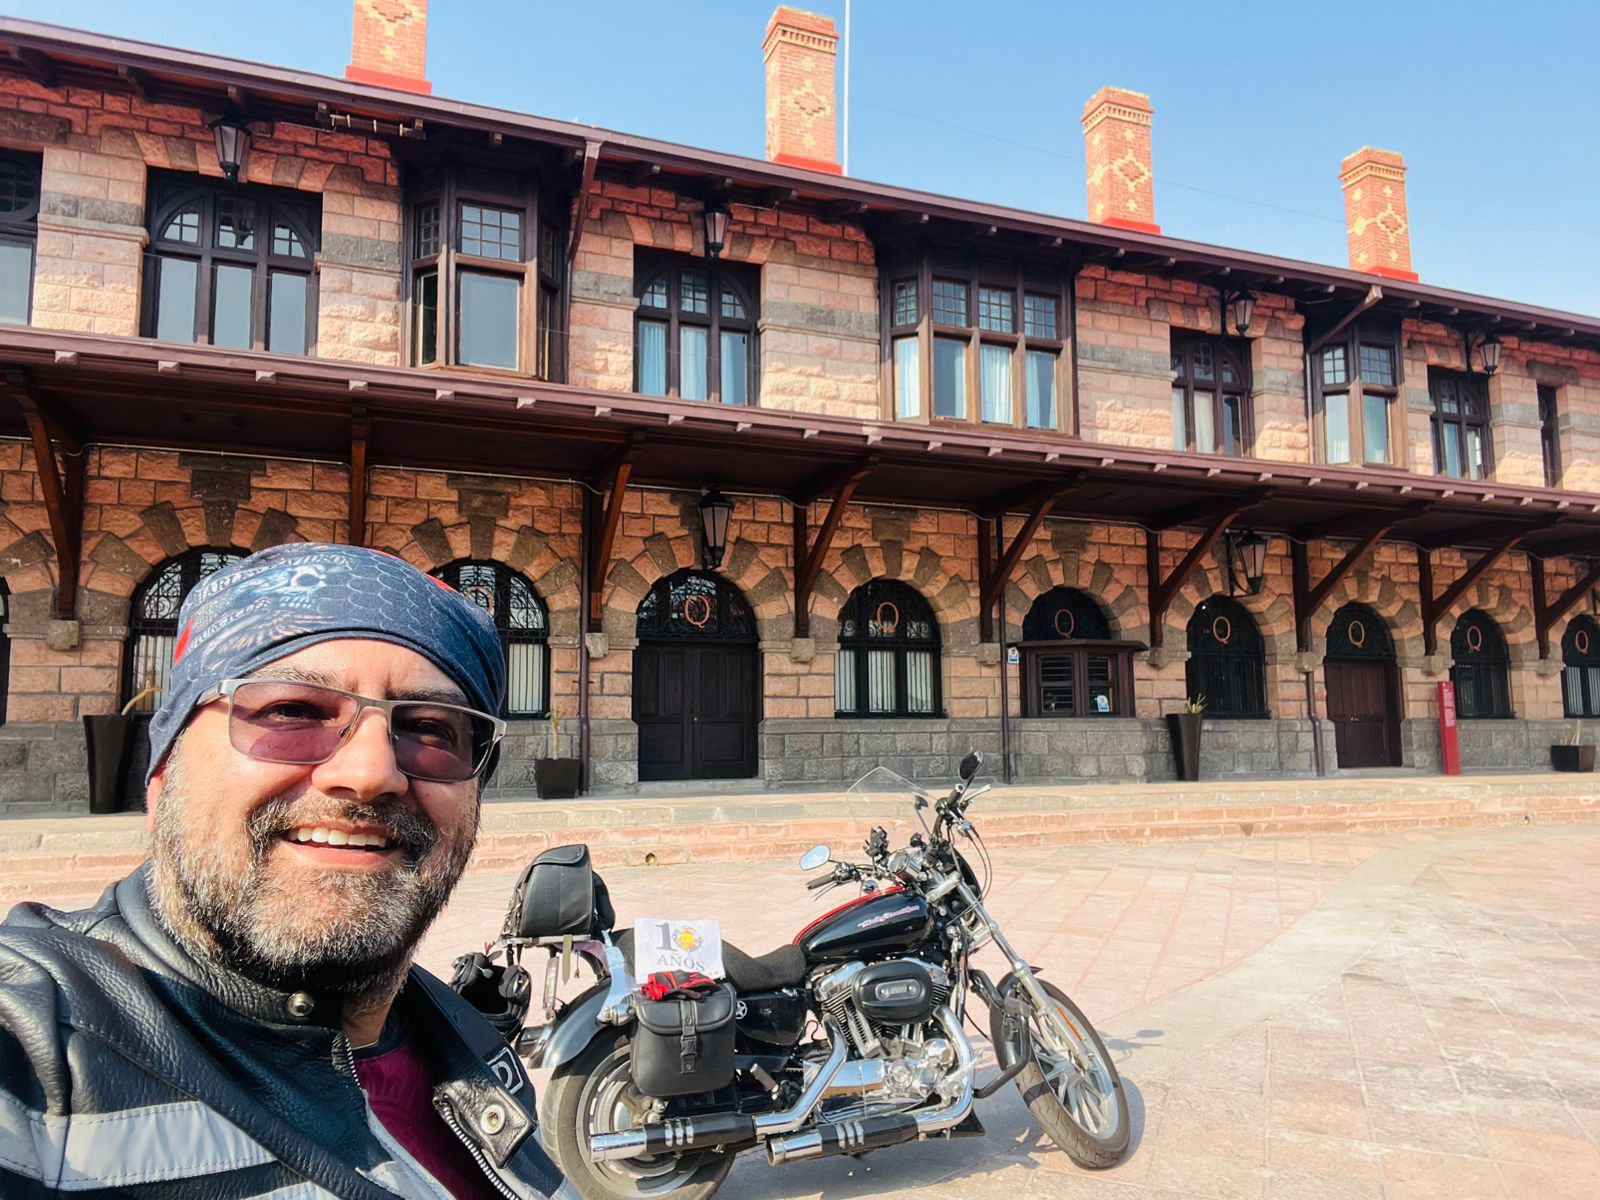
[390,703,495,783]
[228,681,358,764]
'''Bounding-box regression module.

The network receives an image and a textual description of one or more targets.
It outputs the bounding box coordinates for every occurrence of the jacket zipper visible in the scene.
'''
[435,1099,523,1200]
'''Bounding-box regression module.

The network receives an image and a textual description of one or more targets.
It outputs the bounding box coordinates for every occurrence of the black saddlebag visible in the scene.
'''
[631,984,737,1098]
[507,844,614,940]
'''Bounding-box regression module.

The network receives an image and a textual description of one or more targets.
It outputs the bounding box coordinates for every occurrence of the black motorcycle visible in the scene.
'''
[455,752,1128,1199]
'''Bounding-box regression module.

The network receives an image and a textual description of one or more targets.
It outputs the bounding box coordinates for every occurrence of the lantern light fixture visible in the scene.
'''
[210,114,252,184]
[702,201,730,260]
[1224,289,1257,337]
[1225,528,1269,597]
[698,486,734,569]
[1466,330,1503,377]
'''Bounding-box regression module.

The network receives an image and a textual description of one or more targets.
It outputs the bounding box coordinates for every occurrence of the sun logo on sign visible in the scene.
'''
[673,926,703,954]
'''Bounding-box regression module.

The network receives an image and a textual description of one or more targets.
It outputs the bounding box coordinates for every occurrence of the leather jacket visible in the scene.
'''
[0,865,573,1198]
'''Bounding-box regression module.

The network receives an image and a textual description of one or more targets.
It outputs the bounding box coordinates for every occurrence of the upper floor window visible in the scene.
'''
[407,161,564,376]
[883,251,1069,432]
[835,579,941,718]
[144,175,318,354]
[434,560,549,717]
[0,152,41,326]
[1430,369,1491,480]
[1171,334,1249,456]
[1538,384,1562,488]
[635,258,757,404]
[1310,321,1400,466]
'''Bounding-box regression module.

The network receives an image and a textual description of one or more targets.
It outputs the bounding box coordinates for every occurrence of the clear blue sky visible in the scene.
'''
[15,1,1600,315]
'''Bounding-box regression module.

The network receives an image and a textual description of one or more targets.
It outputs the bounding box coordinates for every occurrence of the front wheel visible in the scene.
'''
[989,973,1129,1168]
[543,1027,733,1200]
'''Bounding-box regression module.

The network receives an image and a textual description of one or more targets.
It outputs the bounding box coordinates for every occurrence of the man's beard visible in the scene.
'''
[149,739,478,999]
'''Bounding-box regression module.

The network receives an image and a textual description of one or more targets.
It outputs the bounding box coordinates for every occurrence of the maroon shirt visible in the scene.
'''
[354,1022,505,1199]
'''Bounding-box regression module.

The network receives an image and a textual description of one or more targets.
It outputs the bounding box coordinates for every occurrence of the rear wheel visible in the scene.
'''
[989,973,1129,1168]
[543,1028,734,1200]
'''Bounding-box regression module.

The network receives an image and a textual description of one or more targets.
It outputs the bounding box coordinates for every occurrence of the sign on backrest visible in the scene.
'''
[633,917,726,980]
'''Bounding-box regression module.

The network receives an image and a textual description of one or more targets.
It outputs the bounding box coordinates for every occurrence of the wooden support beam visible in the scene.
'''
[978,471,1086,520]
[1148,488,1270,531]
[1291,514,1398,652]
[8,385,83,620]
[792,456,876,637]
[118,65,152,103]
[1418,533,1526,655]
[564,139,603,280]
[348,404,368,548]
[826,199,869,220]
[789,455,877,508]
[626,161,660,187]
[1415,515,1556,550]
[585,435,640,633]
[1534,557,1600,659]
[978,494,1058,643]
[1146,505,1245,649]
[6,46,57,88]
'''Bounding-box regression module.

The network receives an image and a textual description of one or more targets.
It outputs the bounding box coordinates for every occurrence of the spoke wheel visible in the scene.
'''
[989,973,1130,1169]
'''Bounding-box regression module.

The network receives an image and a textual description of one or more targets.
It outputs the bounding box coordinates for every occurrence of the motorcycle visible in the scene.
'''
[454,751,1128,1199]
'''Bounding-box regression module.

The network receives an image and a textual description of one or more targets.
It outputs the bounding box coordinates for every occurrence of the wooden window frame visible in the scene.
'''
[1019,640,1139,718]
[835,579,944,719]
[142,173,320,353]
[1429,368,1494,481]
[405,158,564,379]
[1538,383,1562,488]
[0,150,41,326]
[1170,332,1252,457]
[1309,320,1401,467]
[633,255,758,405]
[881,248,1072,433]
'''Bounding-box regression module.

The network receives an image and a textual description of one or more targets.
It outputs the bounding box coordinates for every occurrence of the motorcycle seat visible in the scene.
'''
[613,929,807,992]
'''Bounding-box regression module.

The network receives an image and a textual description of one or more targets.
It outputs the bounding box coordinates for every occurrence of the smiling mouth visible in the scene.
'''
[280,826,395,851]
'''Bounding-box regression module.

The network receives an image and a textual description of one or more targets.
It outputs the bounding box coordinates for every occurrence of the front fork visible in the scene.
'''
[956,882,1077,1063]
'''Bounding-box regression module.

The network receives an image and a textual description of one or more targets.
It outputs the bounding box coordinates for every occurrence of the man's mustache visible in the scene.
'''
[245,796,439,862]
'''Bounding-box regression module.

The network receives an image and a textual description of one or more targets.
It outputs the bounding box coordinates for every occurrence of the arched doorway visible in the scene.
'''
[1187,596,1268,719]
[633,569,759,782]
[1324,602,1401,768]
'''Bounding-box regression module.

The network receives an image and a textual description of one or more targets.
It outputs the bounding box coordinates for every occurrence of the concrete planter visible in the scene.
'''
[535,757,582,799]
[1551,744,1596,772]
[1167,713,1203,782]
[82,714,135,815]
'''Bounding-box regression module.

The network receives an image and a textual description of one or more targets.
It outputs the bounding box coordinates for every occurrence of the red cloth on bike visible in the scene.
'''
[640,970,718,1001]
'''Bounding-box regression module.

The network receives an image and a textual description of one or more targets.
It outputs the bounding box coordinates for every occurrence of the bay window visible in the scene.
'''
[1309,321,1400,466]
[884,251,1069,431]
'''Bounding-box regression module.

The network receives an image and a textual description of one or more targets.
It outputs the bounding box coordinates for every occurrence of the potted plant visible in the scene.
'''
[1167,695,1206,782]
[535,708,582,799]
[83,678,159,815]
[1551,721,1595,773]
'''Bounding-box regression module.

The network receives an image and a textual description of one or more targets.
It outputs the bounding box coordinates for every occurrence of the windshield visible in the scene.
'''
[846,765,935,815]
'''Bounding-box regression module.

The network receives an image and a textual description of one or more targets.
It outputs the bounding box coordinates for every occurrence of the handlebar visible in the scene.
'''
[806,873,834,890]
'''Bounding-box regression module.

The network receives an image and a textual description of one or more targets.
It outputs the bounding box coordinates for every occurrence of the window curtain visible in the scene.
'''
[980,344,1012,423]
[638,320,667,395]
[680,326,709,401]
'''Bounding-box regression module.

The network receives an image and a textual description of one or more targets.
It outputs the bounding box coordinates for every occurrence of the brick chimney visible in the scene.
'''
[1081,87,1158,234]
[345,0,431,95]
[763,6,841,175]
[1339,147,1418,281]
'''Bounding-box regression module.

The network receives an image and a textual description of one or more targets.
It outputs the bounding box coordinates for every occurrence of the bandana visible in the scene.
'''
[145,544,506,784]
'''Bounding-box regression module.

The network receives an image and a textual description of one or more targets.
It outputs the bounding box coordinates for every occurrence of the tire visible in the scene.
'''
[543,1027,734,1200]
[988,973,1130,1169]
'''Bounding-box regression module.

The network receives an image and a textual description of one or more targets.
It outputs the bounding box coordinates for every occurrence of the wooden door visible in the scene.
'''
[1326,659,1400,768]
[635,643,757,782]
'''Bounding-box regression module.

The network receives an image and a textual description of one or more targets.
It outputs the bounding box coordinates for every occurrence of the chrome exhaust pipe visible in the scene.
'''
[766,1007,975,1166]
[589,1023,849,1163]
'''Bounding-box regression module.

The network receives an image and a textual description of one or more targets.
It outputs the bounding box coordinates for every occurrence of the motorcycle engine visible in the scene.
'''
[808,959,956,1117]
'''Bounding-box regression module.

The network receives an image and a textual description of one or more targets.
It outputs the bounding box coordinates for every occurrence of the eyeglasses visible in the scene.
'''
[201,678,507,784]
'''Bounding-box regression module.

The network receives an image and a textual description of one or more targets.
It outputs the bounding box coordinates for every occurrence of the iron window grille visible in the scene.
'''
[123,548,246,713]
[406,158,564,377]
[1429,369,1493,481]
[1018,588,1137,718]
[1538,384,1562,489]
[1185,596,1268,718]
[0,151,41,327]
[1309,320,1401,466]
[143,174,319,354]
[1170,334,1251,457]
[1562,616,1600,719]
[1449,608,1512,719]
[882,249,1070,432]
[635,569,757,643]
[1326,602,1395,660]
[634,257,758,405]
[433,560,549,717]
[835,579,942,718]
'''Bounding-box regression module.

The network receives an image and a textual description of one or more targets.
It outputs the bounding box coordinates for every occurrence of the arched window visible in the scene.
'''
[1326,602,1394,660]
[1171,334,1250,456]
[1186,596,1268,719]
[635,569,757,643]
[1019,587,1133,717]
[1562,616,1600,718]
[836,580,941,718]
[434,561,549,717]
[635,258,757,405]
[0,151,41,325]
[124,548,247,713]
[1450,610,1511,719]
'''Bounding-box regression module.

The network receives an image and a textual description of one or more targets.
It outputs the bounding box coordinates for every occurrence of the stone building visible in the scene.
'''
[0,3,1596,812]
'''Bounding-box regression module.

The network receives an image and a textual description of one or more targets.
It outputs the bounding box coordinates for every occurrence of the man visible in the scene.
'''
[0,543,573,1198]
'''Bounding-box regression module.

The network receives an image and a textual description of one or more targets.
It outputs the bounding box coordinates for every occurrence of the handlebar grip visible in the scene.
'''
[806,874,834,890]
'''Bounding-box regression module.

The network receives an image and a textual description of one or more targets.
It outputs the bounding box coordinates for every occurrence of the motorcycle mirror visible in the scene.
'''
[958,750,983,782]
[799,844,831,871]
